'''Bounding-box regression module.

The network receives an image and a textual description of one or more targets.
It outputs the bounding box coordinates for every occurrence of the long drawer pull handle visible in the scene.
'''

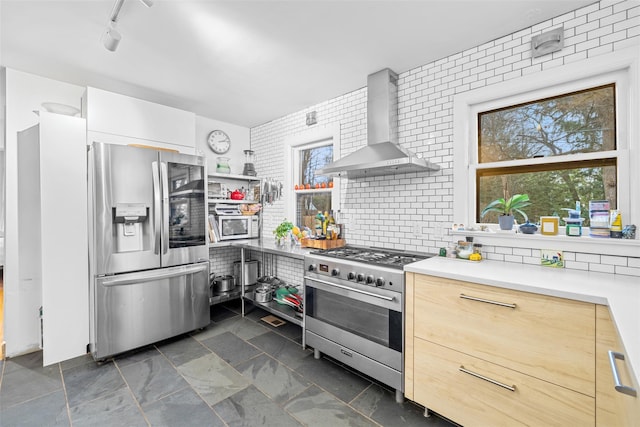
[608,351,638,397]
[460,293,516,309]
[459,366,516,392]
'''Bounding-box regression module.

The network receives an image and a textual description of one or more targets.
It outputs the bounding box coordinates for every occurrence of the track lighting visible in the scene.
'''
[102,21,121,52]
[101,0,152,52]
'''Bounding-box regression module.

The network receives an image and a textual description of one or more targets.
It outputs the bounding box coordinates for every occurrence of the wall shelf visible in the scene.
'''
[242,284,303,327]
[207,199,260,204]
[209,172,261,181]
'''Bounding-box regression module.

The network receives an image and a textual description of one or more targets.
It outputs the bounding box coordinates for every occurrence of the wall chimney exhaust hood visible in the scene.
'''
[318,68,439,178]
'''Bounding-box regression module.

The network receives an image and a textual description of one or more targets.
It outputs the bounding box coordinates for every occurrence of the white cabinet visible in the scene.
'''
[17,112,89,366]
[83,87,196,152]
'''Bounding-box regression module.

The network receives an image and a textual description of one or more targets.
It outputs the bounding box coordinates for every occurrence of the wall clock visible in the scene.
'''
[207,130,231,154]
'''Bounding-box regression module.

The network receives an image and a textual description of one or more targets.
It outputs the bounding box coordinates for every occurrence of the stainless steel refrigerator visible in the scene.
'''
[89,141,210,360]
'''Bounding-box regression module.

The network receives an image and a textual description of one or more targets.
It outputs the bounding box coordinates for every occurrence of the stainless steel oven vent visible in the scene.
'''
[317,68,439,178]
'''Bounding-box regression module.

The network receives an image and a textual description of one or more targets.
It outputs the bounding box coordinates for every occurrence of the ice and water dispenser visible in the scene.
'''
[113,203,149,253]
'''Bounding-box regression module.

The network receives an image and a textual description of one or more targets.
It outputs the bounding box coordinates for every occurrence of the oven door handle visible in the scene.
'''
[304,276,395,301]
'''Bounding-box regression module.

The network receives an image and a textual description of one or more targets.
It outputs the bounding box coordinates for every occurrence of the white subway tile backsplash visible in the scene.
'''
[576,20,601,35]
[602,30,628,44]
[504,255,523,264]
[576,253,601,263]
[513,248,533,257]
[250,1,638,278]
[588,24,615,39]
[602,10,630,26]
[589,6,615,21]
[589,263,616,274]
[615,265,640,277]
[577,2,601,17]
[615,1,639,13]
[486,253,505,262]
[565,261,590,271]
[495,247,513,255]
[602,255,628,266]
[589,43,615,56]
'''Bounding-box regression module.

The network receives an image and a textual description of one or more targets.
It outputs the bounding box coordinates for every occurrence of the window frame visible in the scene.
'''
[284,124,341,225]
[454,48,638,237]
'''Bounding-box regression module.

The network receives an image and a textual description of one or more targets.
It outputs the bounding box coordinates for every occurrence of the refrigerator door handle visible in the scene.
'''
[100,263,209,287]
[152,161,161,255]
[160,161,169,255]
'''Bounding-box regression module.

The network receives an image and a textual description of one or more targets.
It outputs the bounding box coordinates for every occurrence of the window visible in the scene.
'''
[453,49,637,235]
[284,125,341,231]
[477,84,617,226]
[294,143,333,229]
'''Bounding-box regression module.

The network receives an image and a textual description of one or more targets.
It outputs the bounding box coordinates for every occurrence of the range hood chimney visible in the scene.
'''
[318,68,439,178]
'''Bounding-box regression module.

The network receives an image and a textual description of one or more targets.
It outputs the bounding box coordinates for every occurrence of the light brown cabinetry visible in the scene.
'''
[405,272,596,426]
[596,305,640,426]
[414,339,594,426]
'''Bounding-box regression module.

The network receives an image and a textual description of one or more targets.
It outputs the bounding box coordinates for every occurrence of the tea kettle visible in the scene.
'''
[230,189,245,200]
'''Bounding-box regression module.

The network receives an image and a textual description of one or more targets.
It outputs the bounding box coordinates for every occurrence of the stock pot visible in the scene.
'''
[211,275,236,293]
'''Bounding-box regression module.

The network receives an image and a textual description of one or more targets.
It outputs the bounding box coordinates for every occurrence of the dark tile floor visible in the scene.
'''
[0,300,457,427]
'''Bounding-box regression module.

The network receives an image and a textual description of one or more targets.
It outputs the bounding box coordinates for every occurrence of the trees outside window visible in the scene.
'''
[477,84,616,226]
[295,144,333,229]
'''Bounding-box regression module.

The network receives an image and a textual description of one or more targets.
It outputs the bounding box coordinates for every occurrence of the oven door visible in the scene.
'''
[303,275,403,369]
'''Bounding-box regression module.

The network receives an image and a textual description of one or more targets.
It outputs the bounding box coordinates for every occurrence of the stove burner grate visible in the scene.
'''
[312,246,430,268]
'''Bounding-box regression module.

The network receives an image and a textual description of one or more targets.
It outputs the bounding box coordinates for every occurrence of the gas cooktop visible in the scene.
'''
[310,245,432,269]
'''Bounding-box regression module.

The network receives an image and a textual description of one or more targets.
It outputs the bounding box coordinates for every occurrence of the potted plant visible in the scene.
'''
[273,219,294,245]
[481,194,531,230]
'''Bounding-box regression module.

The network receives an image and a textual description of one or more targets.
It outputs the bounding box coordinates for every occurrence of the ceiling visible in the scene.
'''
[1,0,595,128]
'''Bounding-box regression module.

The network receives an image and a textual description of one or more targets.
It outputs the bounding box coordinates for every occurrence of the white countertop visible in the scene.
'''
[405,256,640,387]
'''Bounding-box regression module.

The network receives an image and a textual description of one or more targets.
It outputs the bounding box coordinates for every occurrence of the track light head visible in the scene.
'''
[102,22,121,52]
[101,0,152,52]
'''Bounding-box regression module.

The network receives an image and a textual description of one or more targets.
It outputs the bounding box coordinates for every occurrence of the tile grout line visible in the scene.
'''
[113,358,152,426]
[154,335,234,425]
[58,362,74,426]
[231,306,385,426]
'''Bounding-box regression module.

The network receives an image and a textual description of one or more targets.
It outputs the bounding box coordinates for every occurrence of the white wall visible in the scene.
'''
[251,0,640,276]
[1,68,6,265]
[4,68,85,357]
[196,115,251,176]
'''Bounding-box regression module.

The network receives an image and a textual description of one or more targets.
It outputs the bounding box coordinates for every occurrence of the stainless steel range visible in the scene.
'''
[303,245,432,403]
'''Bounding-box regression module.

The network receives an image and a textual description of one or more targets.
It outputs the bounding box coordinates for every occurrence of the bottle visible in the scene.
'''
[328,210,337,239]
[315,212,323,236]
[322,211,329,236]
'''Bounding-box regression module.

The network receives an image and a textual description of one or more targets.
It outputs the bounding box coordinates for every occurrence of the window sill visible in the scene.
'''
[294,188,332,194]
[451,229,639,257]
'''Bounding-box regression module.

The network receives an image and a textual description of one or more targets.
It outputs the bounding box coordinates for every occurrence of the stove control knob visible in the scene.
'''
[308,264,316,272]
[347,272,356,281]
[331,268,340,277]
[365,275,375,284]
[375,277,385,287]
[356,273,365,282]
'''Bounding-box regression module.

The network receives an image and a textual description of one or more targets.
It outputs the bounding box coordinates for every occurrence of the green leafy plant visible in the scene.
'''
[273,219,294,240]
[481,193,531,222]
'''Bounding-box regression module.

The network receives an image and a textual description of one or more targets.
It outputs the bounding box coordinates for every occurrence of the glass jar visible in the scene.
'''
[216,157,231,174]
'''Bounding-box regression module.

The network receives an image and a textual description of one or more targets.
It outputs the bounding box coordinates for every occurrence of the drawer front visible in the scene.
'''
[414,338,595,427]
[596,305,640,426]
[413,274,595,395]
